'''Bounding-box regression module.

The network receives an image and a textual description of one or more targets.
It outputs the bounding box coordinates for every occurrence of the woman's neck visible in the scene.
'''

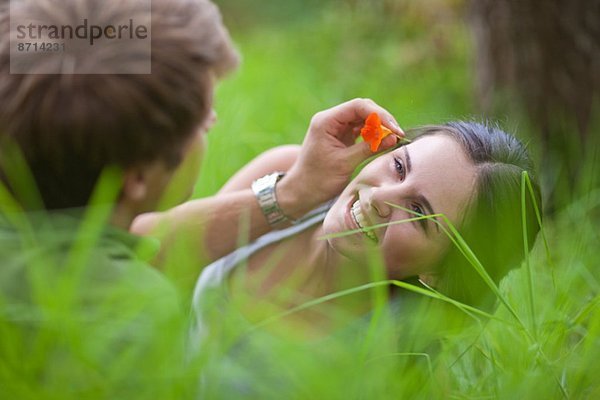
[299,224,373,307]
[232,223,377,334]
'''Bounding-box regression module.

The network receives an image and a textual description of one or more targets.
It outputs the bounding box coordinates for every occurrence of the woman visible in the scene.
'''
[191,120,541,321]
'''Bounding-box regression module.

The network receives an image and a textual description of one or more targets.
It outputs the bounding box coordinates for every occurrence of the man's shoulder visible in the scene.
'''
[0,212,188,395]
[0,211,176,308]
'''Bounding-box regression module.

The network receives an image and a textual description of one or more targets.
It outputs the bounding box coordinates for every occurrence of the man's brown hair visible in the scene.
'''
[0,0,239,209]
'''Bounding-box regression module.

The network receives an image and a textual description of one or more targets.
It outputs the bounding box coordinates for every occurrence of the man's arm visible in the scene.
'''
[131,98,404,264]
[131,177,312,262]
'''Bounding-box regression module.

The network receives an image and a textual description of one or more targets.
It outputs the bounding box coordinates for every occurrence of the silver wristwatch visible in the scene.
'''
[251,172,296,226]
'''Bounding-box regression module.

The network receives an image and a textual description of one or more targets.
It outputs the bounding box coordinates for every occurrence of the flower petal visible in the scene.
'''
[361,112,391,152]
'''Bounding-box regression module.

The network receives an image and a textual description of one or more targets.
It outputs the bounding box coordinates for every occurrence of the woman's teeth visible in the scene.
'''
[350,200,378,243]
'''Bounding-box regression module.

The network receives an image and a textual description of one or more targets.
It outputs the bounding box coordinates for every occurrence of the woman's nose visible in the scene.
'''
[360,186,393,219]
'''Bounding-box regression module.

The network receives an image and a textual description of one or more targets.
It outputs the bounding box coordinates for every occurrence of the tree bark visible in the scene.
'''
[468,0,600,209]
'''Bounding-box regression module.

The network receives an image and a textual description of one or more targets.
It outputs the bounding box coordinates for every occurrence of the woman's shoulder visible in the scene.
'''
[193,199,335,299]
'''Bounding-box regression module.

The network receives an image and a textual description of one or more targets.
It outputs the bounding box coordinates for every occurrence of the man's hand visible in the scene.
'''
[132,98,403,263]
[277,98,404,219]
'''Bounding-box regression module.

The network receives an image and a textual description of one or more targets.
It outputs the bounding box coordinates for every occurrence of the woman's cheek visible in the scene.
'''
[379,227,407,278]
[380,224,435,279]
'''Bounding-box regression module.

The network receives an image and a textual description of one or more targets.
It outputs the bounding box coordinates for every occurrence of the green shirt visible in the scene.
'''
[0,210,190,398]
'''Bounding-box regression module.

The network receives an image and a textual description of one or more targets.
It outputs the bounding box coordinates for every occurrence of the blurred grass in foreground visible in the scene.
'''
[2,176,598,399]
[1,1,599,399]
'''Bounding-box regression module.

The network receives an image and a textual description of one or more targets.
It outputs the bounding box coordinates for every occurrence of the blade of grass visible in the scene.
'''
[252,279,510,333]
[63,166,123,272]
[521,171,537,339]
[365,352,433,377]
[0,138,44,211]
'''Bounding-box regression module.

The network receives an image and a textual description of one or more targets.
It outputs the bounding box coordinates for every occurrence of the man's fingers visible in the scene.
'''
[344,133,399,168]
[327,98,404,137]
[380,135,398,150]
[345,141,374,166]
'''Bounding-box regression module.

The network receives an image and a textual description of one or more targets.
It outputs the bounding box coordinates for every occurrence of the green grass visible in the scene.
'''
[193,178,600,400]
[192,3,600,398]
[1,1,599,399]
[197,1,472,196]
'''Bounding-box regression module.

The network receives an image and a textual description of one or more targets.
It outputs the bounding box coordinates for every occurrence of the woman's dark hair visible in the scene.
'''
[413,121,542,310]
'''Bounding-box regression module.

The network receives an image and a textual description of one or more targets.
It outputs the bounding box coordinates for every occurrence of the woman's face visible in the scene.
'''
[322,133,479,280]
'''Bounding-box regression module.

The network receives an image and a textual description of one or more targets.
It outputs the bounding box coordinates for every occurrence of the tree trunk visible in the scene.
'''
[468,0,600,210]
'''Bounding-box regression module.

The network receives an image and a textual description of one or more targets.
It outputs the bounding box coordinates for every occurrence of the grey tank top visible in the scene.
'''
[191,199,335,315]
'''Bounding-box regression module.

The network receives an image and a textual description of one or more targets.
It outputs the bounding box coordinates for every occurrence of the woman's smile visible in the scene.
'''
[350,199,378,243]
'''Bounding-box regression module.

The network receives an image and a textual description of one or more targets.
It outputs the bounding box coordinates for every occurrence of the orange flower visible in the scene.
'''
[360,112,394,152]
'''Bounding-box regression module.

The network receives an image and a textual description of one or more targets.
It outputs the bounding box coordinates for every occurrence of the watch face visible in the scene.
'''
[252,172,286,225]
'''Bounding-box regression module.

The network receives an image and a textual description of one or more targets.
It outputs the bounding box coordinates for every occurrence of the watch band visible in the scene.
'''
[251,172,296,226]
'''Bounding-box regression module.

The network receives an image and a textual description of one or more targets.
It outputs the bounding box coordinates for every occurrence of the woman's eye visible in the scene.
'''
[394,157,405,179]
[411,204,424,216]
[411,204,429,232]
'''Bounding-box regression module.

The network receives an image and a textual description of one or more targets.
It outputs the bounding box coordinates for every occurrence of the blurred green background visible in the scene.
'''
[198,0,472,196]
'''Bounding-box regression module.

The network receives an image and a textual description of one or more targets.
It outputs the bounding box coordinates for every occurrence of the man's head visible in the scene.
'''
[0,0,238,220]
